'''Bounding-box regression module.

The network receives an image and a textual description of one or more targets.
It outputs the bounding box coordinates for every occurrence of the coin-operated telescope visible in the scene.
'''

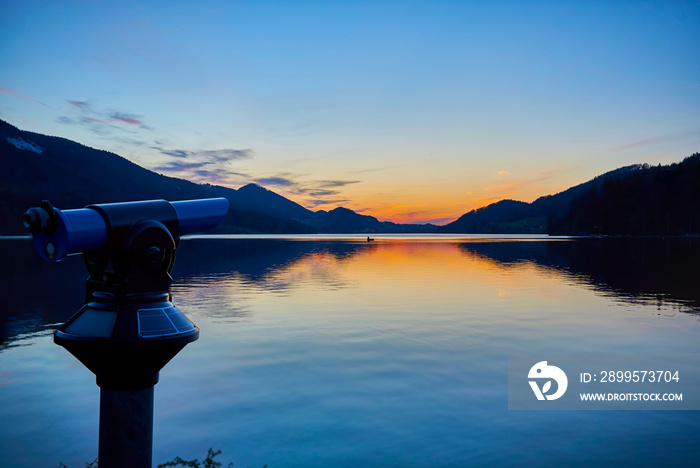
[23,198,229,468]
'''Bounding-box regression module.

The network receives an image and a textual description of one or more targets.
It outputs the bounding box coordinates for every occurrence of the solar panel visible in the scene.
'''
[137,306,195,337]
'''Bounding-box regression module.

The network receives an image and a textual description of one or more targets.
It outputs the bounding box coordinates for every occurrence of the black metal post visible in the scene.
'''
[99,386,155,468]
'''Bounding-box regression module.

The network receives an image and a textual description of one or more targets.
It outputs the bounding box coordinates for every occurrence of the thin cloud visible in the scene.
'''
[68,100,90,109]
[612,130,700,151]
[56,116,77,125]
[1,85,53,109]
[305,198,351,208]
[82,117,108,124]
[251,173,364,210]
[109,112,143,126]
[192,169,241,185]
[484,169,564,192]
[0,86,33,101]
[483,180,527,194]
[58,116,129,138]
[155,160,212,171]
[62,99,150,129]
[161,149,189,158]
[161,148,253,162]
[201,149,252,162]
[4,114,37,126]
[317,180,361,188]
[154,147,254,186]
[481,168,568,203]
[255,176,295,186]
[497,171,510,176]
[304,189,340,197]
[350,167,388,174]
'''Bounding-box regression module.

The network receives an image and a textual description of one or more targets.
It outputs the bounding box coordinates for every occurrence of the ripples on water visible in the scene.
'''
[0,236,699,467]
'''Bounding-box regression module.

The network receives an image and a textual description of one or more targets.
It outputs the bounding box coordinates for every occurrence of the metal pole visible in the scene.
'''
[98,386,154,468]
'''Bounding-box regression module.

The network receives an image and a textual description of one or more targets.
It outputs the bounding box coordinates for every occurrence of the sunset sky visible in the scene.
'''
[1,1,698,224]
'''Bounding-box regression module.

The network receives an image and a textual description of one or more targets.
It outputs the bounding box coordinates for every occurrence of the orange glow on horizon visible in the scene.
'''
[230,164,581,226]
[304,193,541,226]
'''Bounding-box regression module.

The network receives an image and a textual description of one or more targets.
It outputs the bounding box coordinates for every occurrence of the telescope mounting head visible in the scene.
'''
[82,201,180,302]
[23,197,229,390]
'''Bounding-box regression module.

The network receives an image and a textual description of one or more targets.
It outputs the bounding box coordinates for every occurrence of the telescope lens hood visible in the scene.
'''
[22,200,58,234]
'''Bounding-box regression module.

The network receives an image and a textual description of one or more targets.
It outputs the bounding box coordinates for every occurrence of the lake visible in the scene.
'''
[1,235,699,467]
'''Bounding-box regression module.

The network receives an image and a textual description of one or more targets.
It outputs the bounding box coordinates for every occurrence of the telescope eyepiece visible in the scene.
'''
[22,200,58,234]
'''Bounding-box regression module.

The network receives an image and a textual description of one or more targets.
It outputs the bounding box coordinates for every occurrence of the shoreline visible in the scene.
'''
[2,233,699,241]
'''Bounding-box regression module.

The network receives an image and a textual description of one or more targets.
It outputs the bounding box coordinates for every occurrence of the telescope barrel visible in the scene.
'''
[171,198,230,235]
[24,198,229,261]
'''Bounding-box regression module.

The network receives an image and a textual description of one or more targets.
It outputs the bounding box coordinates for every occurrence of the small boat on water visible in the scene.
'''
[367,236,374,242]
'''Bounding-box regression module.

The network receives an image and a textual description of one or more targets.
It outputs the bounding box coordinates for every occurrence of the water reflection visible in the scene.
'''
[173,237,375,282]
[458,237,700,312]
[2,236,699,346]
[2,236,700,467]
[169,238,376,322]
[0,238,85,347]
[172,237,700,321]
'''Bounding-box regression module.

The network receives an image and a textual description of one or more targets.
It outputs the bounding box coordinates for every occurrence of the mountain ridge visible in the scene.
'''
[438,158,700,235]
[0,120,435,235]
[2,119,697,236]
[438,165,646,234]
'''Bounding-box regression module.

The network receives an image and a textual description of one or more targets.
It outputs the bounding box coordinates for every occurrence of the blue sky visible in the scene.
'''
[1,0,699,223]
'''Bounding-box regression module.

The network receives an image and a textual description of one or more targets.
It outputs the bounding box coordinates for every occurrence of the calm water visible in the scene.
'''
[1,236,699,467]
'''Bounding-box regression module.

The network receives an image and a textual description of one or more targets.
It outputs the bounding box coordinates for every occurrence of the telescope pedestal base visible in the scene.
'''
[98,386,154,468]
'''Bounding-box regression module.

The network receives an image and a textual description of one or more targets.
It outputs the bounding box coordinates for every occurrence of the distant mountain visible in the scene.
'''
[305,207,436,234]
[438,157,700,236]
[310,207,382,233]
[0,120,435,235]
[549,154,700,235]
[206,182,313,221]
[437,199,537,234]
[0,119,313,234]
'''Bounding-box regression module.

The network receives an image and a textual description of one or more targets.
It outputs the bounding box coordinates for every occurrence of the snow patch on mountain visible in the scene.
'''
[6,136,43,154]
